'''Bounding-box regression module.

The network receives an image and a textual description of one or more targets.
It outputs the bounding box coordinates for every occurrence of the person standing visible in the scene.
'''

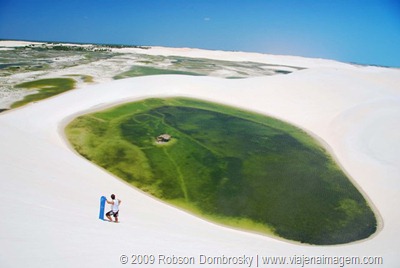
[106,194,121,223]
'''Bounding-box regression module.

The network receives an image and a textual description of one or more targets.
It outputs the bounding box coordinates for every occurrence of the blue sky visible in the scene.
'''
[0,0,399,67]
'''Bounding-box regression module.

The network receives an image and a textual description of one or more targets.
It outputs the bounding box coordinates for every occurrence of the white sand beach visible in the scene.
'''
[0,43,399,267]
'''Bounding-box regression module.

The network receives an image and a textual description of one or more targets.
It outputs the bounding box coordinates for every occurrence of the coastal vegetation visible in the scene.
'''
[113,55,301,80]
[66,98,377,245]
[1,42,303,110]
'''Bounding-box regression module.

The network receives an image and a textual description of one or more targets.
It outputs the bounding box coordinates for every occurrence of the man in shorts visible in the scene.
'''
[106,194,121,223]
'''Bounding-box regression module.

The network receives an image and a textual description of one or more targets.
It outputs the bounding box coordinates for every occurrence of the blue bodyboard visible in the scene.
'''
[99,196,107,220]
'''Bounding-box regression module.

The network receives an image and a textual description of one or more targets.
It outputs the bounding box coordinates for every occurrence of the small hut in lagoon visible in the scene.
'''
[156,134,171,143]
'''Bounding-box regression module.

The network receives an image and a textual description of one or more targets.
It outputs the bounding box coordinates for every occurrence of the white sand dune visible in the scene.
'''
[0,46,399,267]
[0,40,46,47]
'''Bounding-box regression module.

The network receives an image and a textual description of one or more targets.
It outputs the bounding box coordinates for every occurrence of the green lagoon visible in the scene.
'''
[12,78,76,108]
[66,98,377,245]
